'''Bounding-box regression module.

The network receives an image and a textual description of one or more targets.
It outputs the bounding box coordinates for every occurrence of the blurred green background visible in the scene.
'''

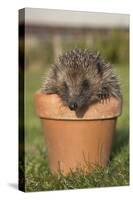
[20,11,129,191]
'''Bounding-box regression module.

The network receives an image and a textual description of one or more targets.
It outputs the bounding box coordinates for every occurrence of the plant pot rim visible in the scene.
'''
[34,91,122,121]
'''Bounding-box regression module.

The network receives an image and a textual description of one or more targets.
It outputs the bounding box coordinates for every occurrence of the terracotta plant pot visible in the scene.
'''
[34,91,122,175]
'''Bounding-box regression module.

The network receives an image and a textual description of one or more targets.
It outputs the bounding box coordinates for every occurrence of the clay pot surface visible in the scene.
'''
[34,92,122,175]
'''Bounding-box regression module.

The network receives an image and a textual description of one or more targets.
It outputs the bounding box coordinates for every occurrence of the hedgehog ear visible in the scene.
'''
[42,67,58,94]
[96,62,103,75]
[42,85,57,94]
[42,78,57,94]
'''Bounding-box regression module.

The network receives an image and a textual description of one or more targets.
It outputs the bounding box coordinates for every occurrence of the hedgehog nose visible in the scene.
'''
[69,101,77,110]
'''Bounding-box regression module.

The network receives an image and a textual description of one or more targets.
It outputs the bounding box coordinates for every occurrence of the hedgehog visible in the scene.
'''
[41,49,121,113]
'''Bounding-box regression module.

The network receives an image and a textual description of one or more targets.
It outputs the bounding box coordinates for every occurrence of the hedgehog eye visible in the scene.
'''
[63,82,68,89]
[96,62,103,74]
[82,80,89,88]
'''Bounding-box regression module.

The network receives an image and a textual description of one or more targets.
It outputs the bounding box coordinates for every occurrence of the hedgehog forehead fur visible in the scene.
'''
[42,49,121,112]
[54,49,105,89]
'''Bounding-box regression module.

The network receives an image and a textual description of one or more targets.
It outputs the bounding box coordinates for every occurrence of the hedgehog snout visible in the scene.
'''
[68,101,78,111]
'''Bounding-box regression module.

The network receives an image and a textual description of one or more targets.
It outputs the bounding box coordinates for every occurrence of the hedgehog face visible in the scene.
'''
[56,70,100,111]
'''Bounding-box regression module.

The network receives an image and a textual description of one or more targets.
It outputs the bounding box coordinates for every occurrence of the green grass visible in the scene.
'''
[24,64,129,192]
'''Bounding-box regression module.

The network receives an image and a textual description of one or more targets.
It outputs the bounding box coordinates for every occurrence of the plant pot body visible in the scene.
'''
[34,92,122,175]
